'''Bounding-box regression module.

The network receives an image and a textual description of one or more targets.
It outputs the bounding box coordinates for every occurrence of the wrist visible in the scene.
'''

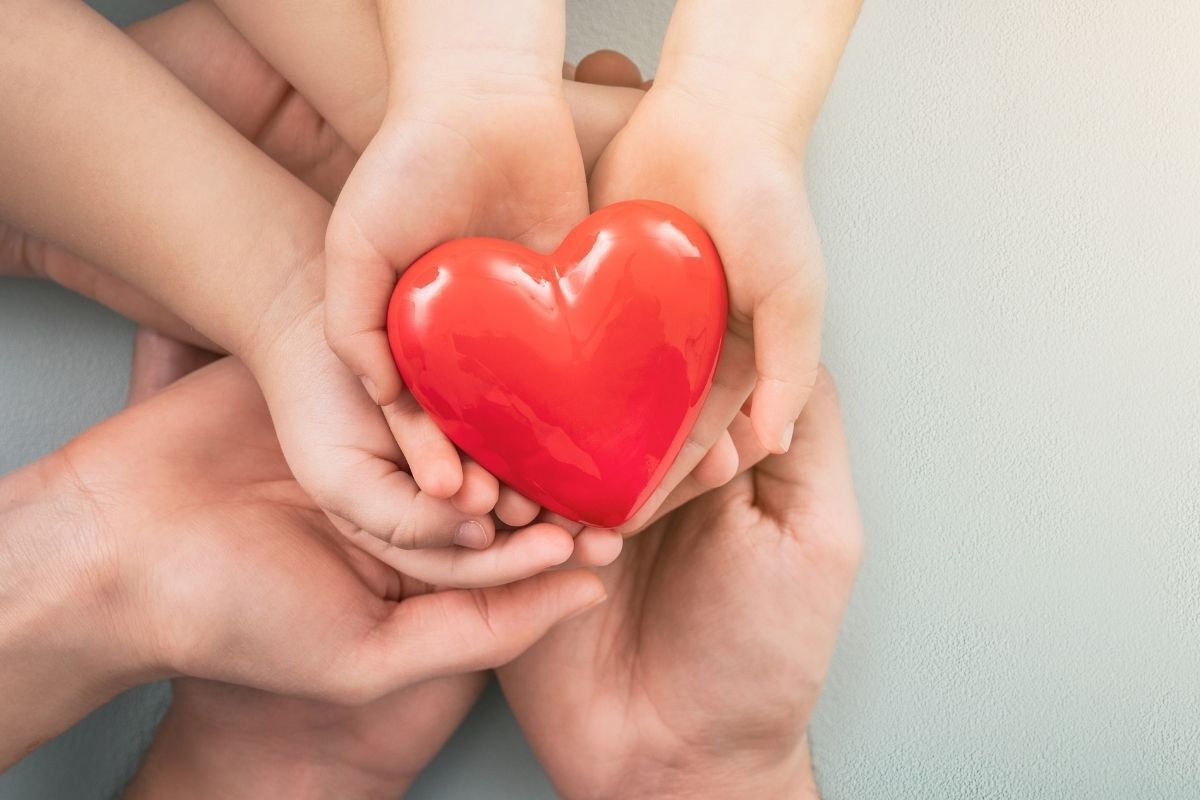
[655,0,861,141]
[380,1,565,108]
[0,459,149,766]
[127,686,416,800]
[609,739,818,800]
[195,196,329,366]
[237,250,326,380]
[648,66,815,151]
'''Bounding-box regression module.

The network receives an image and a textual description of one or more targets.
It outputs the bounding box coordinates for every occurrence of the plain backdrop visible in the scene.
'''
[2,1,1198,797]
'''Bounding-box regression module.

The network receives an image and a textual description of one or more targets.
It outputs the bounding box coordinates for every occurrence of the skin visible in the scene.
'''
[499,369,862,799]
[122,332,486,800]
[120,365,860,797]
[583,0,864,539]
[204,0,752,535]
[208,0,657,532]
[0,0,632,561]
[0,14,726,787]
[0,356,608,773]
[321,0,591,510]
[215,0,862,537]
[0,4,864,786]
[0,0,352,351]
[0,0,538,556]
[109,39,741,798]
[0,0,639,348]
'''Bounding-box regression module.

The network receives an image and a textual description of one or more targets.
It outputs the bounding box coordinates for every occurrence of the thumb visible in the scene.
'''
[749,270,825,455]
[753,367,860,544]
[339,570,607,700]
[324,208,405,407]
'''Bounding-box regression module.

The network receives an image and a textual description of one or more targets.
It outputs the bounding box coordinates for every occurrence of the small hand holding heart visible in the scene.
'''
[387,201,727,527]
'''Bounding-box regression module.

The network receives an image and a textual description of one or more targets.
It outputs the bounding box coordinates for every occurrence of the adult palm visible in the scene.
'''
[498,370,862,799]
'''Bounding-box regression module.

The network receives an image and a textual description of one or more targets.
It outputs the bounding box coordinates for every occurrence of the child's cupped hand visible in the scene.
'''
[586,76,828,536]
[322,66,591,532]
[244,280,625,585]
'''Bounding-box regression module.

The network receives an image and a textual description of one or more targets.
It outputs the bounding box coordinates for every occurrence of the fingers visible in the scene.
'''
[753,368,861,563]
[691,429,740,488]
[749,273,825,455]
[495,486,541,528]
[324,207,406,406]
[451,460,500,516]
[613,335,758,534]
[127,327,220,406]
[341,570,606,698]
[637,412,767,530]
[312,453,491,550]
[538,511,584,537]
[560,529,623,568]
[356,523,576,589]
[380,392,465,499]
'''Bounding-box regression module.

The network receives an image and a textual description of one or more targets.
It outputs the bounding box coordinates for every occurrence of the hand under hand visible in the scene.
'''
[499,369,862,799]
[588,84,826,536]
[582,1,861,535]
[0,357,608,770]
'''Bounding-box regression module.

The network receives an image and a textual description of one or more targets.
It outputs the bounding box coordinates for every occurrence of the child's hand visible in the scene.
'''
[247,280,515,556]
[248,272,625,573]
[324,31,589,509]
[587,82,827,534]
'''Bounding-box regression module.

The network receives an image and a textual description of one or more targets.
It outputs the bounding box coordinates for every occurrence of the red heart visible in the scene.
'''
[387,200,727,527]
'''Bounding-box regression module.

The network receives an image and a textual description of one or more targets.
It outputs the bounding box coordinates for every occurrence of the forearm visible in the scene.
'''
[0,1,329,360]
[0,461,142,770]
[378,0,566,103]
[656,0,862,137]
[213,0,637,167]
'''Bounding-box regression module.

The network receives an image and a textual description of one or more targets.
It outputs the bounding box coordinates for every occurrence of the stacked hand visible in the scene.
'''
[500,370,861,799]
[0,0,864,795]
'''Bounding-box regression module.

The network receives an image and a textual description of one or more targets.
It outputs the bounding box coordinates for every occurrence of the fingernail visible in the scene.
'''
[453,520,489,549]
[360,375,379,404]
[778,422,796,453]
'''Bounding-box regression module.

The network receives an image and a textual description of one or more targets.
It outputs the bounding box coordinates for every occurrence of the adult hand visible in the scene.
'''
[498,370,862,799]
[0,358,606,770]
[120,320,494,800]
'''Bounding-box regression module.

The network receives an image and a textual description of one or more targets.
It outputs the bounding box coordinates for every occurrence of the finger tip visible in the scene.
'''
[537,523,578,561]
[452,519,493,550]
[420,462,464,499]
[751,414,788,455]
[575,530,624,566]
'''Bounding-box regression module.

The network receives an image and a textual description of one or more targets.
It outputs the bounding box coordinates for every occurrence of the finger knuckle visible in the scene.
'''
[389,516,422,550]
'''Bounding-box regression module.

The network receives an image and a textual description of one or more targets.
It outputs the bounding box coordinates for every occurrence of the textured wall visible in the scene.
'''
[2,0,1198,797]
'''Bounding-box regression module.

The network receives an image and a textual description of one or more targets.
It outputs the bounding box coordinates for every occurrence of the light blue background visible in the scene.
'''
[2,0,1198,797]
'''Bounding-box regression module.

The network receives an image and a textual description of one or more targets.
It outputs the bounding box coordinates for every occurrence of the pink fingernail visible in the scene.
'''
[361,376,379,404]
[779,422,796,453]
[453,520,489,549]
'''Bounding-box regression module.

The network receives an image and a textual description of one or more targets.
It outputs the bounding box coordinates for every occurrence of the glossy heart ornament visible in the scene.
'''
[387,200,727,527]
